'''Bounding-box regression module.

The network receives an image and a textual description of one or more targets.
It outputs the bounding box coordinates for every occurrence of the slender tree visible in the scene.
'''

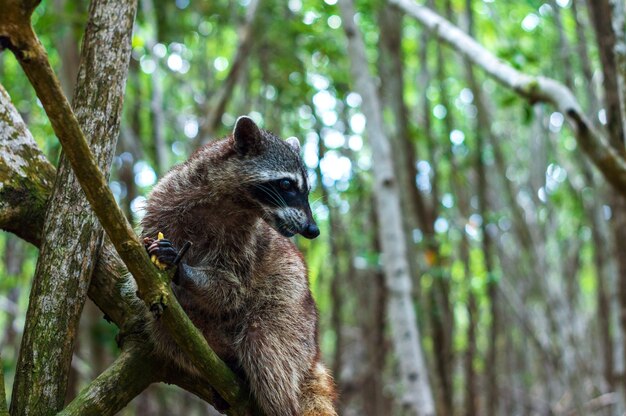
[339,0,435,414]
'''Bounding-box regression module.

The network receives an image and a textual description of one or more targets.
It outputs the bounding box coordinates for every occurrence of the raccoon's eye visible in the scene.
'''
[279,179,294,191]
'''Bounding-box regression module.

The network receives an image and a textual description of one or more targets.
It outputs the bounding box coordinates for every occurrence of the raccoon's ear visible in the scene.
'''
[233,116,263,156]
[285,136,301,153]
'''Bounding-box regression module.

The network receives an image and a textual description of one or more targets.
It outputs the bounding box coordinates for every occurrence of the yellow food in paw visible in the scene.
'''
[151,232,168,270]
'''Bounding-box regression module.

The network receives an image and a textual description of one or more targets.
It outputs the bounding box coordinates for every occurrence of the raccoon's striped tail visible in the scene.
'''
[300,362,338,416]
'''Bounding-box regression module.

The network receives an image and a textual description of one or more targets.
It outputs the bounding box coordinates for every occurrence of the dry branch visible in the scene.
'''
[389,0,626,196]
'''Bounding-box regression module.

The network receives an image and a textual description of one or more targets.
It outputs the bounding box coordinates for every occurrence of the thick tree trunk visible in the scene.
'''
[10,0,138,413]
[339,0,435,414]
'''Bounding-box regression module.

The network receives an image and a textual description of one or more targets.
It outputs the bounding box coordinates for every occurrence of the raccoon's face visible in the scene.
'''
[233,116,320,240]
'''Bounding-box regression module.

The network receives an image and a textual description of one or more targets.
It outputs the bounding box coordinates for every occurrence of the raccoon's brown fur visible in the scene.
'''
[140,116,337,416]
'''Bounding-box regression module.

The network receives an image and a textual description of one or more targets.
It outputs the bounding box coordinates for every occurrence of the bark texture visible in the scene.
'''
[10,0,137,413]
[0,84,55,247]
[338,0,435,414]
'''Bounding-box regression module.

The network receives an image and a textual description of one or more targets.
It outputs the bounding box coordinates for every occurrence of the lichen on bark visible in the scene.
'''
[0,84,55,247]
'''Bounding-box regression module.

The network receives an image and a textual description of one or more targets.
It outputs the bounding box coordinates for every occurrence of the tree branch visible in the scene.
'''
[0,3,250,414]
[59,343,161,416]
[10,0,138,412]
[389,0,626,196]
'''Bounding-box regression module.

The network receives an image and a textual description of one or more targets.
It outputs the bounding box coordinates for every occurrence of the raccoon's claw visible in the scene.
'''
[147,239,178,269]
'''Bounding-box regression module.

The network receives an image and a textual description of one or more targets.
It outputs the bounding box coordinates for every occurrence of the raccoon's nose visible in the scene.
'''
[301,223,320,239]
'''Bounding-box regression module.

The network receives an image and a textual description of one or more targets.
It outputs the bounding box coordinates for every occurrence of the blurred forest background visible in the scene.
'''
[2,0,626,414]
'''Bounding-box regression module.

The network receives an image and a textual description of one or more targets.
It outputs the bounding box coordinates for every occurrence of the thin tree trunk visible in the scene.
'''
[461,3,499,413]
[141,0,168,175]
[571,1,619,398]
[196,0,262,144]
[571,0,601,115]
[10,0,137,413]
[339,1,435,414]
[610,0,626,137]
[586,0,625,148]
[1,236,24,352]
[315,138,345,401]
[361,203,391,416]
[377,5,421,293]
[587,0,626,404]
[432,10,458,411]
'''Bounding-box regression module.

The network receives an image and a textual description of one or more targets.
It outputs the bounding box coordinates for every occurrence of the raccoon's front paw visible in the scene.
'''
[144,236,178,270]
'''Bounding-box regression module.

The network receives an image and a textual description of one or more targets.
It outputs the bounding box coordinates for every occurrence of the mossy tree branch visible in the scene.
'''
[389,0,626,196]
[0,2,251,414]
[10,0,137,412]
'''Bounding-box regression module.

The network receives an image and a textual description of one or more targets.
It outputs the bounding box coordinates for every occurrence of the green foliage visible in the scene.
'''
[0,0,618,413]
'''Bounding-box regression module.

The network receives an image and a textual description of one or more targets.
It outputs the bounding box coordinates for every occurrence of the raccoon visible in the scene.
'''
[141,116,337,416]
